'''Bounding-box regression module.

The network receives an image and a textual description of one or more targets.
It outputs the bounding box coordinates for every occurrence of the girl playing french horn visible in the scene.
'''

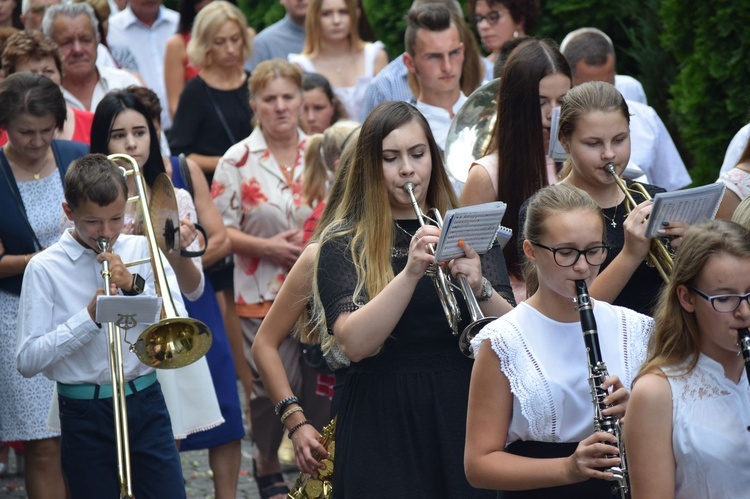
[465,183,653,497]
[625,220,750,499]
[310,101,514,498]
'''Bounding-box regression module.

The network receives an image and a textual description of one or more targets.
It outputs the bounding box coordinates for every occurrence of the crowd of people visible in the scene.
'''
[0,0,748,498]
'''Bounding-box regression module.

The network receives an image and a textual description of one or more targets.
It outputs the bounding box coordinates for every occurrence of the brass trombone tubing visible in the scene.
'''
[605,163,672,283]
[97,238,135,499]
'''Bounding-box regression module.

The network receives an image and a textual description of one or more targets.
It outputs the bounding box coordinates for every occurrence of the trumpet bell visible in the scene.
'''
[444,78,500,185]
[133,317,212,369]
[458,317,495,359]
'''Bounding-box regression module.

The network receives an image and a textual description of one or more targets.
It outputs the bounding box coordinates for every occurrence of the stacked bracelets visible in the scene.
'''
[274,396,299,416]
[275,395,311,437]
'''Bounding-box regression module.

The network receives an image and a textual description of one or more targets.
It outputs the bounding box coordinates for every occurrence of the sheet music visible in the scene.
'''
[96,295,162,328]
[645,183,725,238]
[434,202,506,262]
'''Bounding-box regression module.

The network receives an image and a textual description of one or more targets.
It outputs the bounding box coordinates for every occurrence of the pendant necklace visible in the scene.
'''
[602,191,619,228]
[394,220,415,238]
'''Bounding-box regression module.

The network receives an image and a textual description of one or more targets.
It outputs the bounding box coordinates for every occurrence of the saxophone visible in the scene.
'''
[287,417,336,499]
[738,328,750,385]
[574,280,629,498]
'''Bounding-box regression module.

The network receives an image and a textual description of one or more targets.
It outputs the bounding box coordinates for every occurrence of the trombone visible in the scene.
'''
[99,153,213,497]
[402,182,496,358]
[605,163,673,282]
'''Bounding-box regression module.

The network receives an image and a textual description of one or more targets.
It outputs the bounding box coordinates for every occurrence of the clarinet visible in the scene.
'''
[574,280,629,498]
[738,328,750,384]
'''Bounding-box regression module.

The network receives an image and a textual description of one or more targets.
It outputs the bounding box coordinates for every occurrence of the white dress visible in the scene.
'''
[664,354,750,499]
[288,41,385,122]
[471,300,652,444]
[0,173,64,441]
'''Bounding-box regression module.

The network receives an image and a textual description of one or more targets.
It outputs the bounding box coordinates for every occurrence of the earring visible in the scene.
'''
[513,30,519,39]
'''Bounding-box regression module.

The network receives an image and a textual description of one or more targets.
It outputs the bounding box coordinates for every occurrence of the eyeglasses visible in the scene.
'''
[531,241,609,267]
[468,10,506,26]
[689,286,750,313]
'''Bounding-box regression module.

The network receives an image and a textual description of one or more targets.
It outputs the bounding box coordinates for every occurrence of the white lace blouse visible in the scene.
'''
[664,354,750,499]
[472,301,652,444]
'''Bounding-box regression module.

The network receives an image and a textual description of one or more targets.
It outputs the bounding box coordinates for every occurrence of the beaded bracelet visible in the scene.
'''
[287,420,312,439]
[274,396,299,416]
[280,406,304,424]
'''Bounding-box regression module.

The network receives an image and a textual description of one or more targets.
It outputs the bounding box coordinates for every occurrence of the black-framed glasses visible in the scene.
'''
[468,10,505,26]
[531,241,609,267]
[689,286,750,313]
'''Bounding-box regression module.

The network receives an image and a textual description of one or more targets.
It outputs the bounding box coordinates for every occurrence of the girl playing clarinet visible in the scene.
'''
[465,183,653,497]
[625,220,750,499]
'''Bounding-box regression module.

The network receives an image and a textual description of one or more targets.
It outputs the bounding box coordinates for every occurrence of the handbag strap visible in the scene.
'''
[177,153,194,199]
[201,79,237,145]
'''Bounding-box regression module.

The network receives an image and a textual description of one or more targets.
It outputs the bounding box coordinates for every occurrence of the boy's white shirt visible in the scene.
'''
[16,230,187,385]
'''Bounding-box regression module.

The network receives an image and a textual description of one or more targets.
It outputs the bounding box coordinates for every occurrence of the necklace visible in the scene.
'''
[6,146,48,180]
[602,192,619,228]
[394,220,415,238]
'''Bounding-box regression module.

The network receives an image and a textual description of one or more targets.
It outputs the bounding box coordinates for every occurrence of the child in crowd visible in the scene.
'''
[16,154,186,498]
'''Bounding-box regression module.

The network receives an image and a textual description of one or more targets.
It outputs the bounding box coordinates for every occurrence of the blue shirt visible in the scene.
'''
[244,14,305,72]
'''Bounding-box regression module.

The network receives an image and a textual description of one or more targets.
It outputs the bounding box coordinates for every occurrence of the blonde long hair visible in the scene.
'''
[301,120,360,207]
[310,101,458,339]
[635,220,750,382]
[302,0,364,57]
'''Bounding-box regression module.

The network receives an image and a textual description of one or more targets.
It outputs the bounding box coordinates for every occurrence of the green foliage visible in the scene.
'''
[361,0,410,58]
[241,0,286,34]
[660,0,750,186]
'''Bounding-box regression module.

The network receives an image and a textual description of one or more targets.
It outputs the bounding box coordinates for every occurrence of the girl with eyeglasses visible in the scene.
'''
[465,183,654,497]
[625,220,750,499]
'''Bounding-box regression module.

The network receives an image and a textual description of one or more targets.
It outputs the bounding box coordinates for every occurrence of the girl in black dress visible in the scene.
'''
[310,101,515,498]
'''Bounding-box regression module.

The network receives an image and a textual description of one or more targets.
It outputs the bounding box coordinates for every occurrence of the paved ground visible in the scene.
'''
[0,383,300,499]
[0,437,299,499]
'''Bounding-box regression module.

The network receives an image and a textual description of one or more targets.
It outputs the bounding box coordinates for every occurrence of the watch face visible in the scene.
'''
[133,274,145,294]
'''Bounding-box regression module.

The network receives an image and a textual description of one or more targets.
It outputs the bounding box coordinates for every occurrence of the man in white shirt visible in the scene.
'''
[560,27,648,105]
[107,0,178,129]
[403,4,466,151]
[561,27,691,191]
[16,155,187,499]
[42,3,140,112]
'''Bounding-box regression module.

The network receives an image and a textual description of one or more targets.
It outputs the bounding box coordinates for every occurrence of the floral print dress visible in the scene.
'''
[211,127,310,315]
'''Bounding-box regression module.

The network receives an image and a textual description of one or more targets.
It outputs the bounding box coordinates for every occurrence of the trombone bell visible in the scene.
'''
[108,153,212,369]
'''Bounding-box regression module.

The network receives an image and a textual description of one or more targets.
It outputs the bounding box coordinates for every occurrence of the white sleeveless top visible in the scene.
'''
[663,354,750,499]
[289,41,385,123]
[471,301,652,444]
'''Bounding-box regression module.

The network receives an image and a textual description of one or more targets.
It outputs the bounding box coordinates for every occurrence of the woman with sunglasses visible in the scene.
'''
[625,220,750,499]
[465,183,653,497]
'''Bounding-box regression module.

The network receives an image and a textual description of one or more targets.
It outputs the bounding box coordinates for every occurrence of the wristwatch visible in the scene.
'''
[477,277,493,302]
[123,273,145,296]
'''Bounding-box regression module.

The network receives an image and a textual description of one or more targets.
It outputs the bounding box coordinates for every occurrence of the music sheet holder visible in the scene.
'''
[96,295,162,333]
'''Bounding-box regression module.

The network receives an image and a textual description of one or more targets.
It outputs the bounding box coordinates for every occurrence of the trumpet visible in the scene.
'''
[402,182,496,358]
[605,163,673,282]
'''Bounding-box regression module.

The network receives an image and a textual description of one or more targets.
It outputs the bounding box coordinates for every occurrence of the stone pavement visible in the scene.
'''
[0,437,299,498]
